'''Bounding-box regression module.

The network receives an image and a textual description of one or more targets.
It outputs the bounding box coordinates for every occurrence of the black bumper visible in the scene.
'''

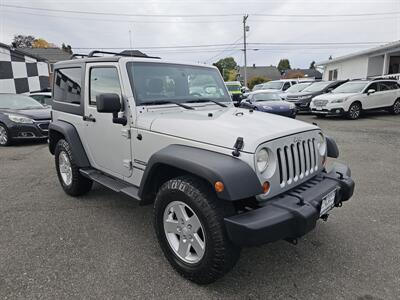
[311,108,346,116]
[224,162,355,247]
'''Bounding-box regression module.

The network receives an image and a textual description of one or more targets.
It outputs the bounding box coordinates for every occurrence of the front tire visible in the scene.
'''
[347,102,361,120]
[55,139,93,196]
[0,123,11,146]
[154,176,240,284]
[389,99,400,115]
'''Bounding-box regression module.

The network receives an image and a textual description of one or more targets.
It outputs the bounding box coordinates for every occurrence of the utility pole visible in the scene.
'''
[243,14,249,88]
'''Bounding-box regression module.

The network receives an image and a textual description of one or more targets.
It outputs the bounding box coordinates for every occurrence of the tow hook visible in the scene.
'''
[321,214,329,222]
[335,201,343,207]
[285,238,298,245]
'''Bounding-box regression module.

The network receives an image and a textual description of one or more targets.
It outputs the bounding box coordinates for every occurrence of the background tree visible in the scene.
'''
[12,34,35,48]
[213,57,237,81]
[32,38,50,48]
[309,61,316,69]
[62,43,73,54]
[277,59,291,72]
[248,76,269,90]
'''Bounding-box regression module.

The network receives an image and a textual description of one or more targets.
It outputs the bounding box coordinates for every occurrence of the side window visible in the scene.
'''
[383,81,398,90]
[283,82,290,91]
[378,82,391,91]
[366,83,378,93]
[328,69,338,81]
[89,67,121,105]
[53,68,82,104]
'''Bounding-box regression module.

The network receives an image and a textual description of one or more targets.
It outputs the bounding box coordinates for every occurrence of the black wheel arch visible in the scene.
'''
[139,145,263,204]
[49,120,90,167]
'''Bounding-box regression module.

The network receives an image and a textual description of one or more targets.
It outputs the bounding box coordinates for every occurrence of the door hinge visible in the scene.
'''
[121,129,131,139]
[123,159,133,169]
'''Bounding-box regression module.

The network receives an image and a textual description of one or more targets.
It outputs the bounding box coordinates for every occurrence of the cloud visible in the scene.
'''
[0,0,399,68]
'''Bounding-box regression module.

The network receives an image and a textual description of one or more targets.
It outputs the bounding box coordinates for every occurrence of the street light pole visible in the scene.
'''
[243,14,249,88]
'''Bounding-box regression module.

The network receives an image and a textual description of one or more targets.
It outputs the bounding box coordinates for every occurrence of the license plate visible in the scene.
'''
[320,189,336,216]
[316,107,323,111]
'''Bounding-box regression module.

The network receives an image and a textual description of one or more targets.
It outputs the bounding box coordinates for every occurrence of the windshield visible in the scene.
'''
[0,94,44,109]
[226,84,241,92]
[332,82,367,93]
[252,93,282,101]
[260,81,284,90]
[285,82,311,93]
[302,81,332,92]
[127,62,231,105]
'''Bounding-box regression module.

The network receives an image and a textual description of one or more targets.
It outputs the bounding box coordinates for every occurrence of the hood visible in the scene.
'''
[137,107,317,153]
[254,101,292,110]
[313,93,357,102]
[0,108,51,120]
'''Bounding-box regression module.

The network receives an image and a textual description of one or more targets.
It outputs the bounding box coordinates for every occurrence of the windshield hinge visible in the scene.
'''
[121,129,131,139]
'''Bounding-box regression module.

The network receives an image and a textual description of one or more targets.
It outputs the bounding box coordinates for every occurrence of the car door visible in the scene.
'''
[363,82,380,109]
[83,63,132,179]
[378,81,397,107]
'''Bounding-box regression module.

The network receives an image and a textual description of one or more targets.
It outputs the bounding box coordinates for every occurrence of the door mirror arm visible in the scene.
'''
[112,113,127,126]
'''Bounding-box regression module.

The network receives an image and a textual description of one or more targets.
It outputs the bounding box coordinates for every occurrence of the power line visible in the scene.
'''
[2,4,400,18]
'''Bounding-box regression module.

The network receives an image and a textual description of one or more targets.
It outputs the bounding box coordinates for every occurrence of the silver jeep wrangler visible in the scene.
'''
[49,51,355,284]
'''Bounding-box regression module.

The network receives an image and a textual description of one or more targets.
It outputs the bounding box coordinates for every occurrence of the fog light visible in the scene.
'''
[214,181,224,193]
[336,109,340,113]
[262,181,270,194]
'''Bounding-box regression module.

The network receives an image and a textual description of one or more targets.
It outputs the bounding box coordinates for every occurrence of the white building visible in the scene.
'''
[317,40,400,81]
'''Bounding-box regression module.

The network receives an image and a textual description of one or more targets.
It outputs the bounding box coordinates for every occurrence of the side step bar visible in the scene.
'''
[79,168,141,201]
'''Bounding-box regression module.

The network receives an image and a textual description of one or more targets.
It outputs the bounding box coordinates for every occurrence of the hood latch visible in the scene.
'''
[232,137,244,157]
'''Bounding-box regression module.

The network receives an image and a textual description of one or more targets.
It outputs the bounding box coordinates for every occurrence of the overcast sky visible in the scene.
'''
[0,0,399,68]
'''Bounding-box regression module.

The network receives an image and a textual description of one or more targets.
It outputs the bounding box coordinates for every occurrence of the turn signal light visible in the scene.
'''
[262,181,270,194]
[214,181,225,193]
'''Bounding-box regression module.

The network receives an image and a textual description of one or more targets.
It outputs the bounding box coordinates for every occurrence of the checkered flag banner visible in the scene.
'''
[0,46,50,94]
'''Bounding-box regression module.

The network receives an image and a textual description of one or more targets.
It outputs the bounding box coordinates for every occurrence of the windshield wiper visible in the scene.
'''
[140,100,194,110]
[186,99,227,107]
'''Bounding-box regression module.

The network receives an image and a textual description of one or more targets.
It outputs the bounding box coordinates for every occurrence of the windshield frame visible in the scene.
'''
[0,94,45,110]
[285,82,311,93]
[126,62,232,106]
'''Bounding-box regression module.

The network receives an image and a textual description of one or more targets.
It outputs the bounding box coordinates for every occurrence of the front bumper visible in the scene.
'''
[224,162,355,246]
[311,107,346,116]
[8,121,49,140]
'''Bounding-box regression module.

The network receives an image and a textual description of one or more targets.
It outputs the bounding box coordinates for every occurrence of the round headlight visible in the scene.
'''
[256,148,269,173]
[317,133,327,156]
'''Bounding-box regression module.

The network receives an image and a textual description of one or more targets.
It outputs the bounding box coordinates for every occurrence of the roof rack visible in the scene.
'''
[371,76,397,81]
[87,50,160,59]
[70,53,90,59]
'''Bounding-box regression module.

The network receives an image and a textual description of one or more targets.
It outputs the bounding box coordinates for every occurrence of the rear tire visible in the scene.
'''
[389,99,400,115]
[0,123,11,146]
[154,176,240,284]
[55,139,93,196]
[347,102,361,120]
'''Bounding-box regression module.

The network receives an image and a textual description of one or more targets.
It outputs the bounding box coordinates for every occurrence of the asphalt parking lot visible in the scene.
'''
[0,112,399,299]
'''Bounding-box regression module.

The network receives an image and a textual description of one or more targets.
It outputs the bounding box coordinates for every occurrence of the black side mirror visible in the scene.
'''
[96,93,127,125]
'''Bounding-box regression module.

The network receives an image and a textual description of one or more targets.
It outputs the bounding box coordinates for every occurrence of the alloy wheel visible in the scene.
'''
[394,100,400,114]
[0,125,8,145]
[59,151,73,186]
[349,103,361,119]
[163,201,206,264]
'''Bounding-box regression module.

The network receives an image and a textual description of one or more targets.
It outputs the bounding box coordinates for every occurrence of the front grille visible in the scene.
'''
[286,97,298,102]
[276,138,318,188]
[314,100,328,106]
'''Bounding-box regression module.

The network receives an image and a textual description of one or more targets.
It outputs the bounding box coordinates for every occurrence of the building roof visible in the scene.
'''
[316,40,400,66]
[237,65,281,81]
[0,42,46,61]
[17,47,72,63]
[283,68,322,79]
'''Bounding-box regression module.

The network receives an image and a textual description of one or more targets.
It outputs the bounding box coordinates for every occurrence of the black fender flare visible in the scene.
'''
[326,136,339,158]
[48,120,90,167]
[138,145,263,201]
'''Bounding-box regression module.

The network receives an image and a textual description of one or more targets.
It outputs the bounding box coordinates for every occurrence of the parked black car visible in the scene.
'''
[240,91,297,118]
[0,94,51,146]
[286,80,348,111]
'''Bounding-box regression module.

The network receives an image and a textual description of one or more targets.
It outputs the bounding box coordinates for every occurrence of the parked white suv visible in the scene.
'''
[253,79,297,92]
[48,51,354,284]
[310,79,400,119]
